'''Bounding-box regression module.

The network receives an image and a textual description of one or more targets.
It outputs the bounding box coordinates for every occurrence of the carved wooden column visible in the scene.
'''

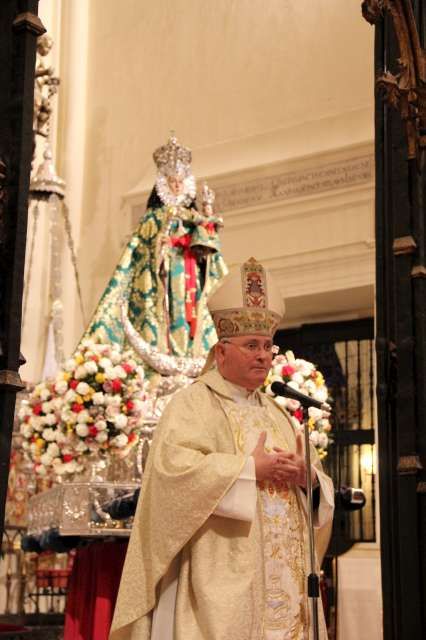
[0,0,45,538]
[362,1,426,638]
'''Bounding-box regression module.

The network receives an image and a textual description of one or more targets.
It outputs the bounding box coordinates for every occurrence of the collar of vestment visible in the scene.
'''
[198,368,264,406]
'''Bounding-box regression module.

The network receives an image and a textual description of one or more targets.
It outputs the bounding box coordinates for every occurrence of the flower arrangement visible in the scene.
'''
[263,351,332,459]
[19,338,148,478]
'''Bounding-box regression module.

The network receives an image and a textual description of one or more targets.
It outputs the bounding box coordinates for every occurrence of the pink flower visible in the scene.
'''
[281,365,296,378]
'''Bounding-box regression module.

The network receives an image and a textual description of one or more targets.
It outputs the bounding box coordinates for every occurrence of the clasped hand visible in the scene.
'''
[251,431,317,488]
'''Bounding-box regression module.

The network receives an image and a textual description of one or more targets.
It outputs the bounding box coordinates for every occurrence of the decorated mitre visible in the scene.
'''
[209,257,285,338]
[153,134,192,178]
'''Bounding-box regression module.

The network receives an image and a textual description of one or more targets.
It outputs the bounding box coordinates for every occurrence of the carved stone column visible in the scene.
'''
[362,1,426,638]
[0,0,45,538]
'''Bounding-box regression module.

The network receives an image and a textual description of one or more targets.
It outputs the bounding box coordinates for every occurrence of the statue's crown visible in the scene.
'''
[153,134,192,177]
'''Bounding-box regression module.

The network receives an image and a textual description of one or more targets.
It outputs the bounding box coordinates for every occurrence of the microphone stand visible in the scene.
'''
[301,401,320,640]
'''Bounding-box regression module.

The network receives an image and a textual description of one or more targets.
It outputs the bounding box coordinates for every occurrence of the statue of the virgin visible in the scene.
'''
[84,135,227,360]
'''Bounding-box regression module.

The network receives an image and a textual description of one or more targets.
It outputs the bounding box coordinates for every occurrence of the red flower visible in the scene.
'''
[89,426,98,437]
[71,403,84,413]
[281,365,296,378]
[128,432,137,442]
[62,454,74,463]
[126,400,134,412]
[122,363,133,374]
[69,379,79,390]
[33,404,42,415]
[293,408,304,422]
[111,379,122,393]
[90,355,99,362]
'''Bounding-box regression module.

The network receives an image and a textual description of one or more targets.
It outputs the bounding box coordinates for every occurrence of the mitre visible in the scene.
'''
[209,257,285,339]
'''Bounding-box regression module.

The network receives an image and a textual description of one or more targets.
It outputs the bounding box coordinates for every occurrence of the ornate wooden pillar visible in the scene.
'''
[362,2,426,638]
[0,0,44,538]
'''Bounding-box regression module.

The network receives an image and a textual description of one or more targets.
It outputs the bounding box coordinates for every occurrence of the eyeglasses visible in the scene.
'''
[220,339,276,355]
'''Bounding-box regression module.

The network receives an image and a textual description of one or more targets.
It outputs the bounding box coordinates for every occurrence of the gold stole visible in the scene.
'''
[220,398,309,640]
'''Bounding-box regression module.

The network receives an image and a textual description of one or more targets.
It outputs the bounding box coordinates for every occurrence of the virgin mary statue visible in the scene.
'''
[84,135,227,359]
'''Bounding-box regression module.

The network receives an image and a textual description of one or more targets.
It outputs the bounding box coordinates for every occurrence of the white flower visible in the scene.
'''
[298,359,315,377]
[76,424,89,437]
[303,380,316,395]
[52,397,63,410]
[92,392,105,405]
[99,357,112,370]
[41,401,53,414]
[40,453,53,466]
[64,389,77,403]
[64,358,76,372]
[76,382,90,396]
[291,372,305,386]
[40,388,51,401]
[74,365,88,380]
[95,431,108,443]
[61,409,77,424]
[42,427,57,442]
[20,423,33,438]
[64,460,77,474]
[309,431,320,446]
[106,405,119,420]
[104,367,117,380]
[94,420,107,431]
[313,387,328,403]
[76,410,90,424]
[114,414,128,429]
[84,360,98,375]
[114,365,127,379]
[75,441,89,453]
[56,431,67,444]
[110,395,121,407]
[32,417,44,432]
[47,442,60,458]
[18,405,29,419]
[112,433,128,448]
[287,380,301,391]
[54,380,68,395]
[44,413,58,426]
[110,351,121,365]
[308,407,323,421]
[284,350,296,363]
[318,432,329,448]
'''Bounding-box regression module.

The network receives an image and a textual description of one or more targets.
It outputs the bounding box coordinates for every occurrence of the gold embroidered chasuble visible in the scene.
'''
[109,369,333,640]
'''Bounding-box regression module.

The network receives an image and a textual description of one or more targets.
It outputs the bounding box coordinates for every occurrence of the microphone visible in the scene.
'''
[270,381,332,412]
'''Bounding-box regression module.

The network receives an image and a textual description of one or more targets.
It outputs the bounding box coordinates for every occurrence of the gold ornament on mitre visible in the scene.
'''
[209,257,285,338]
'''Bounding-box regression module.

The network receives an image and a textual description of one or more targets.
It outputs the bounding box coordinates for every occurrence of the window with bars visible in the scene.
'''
[275,318,376,549]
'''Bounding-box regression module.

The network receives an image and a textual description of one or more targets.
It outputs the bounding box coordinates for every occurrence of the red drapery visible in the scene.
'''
[63,540,127,640]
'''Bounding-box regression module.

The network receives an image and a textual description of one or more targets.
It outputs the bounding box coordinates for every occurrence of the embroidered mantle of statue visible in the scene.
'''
[84,136,227,374]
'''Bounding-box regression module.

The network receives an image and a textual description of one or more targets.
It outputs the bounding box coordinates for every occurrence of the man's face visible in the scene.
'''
[215,335,273,391]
